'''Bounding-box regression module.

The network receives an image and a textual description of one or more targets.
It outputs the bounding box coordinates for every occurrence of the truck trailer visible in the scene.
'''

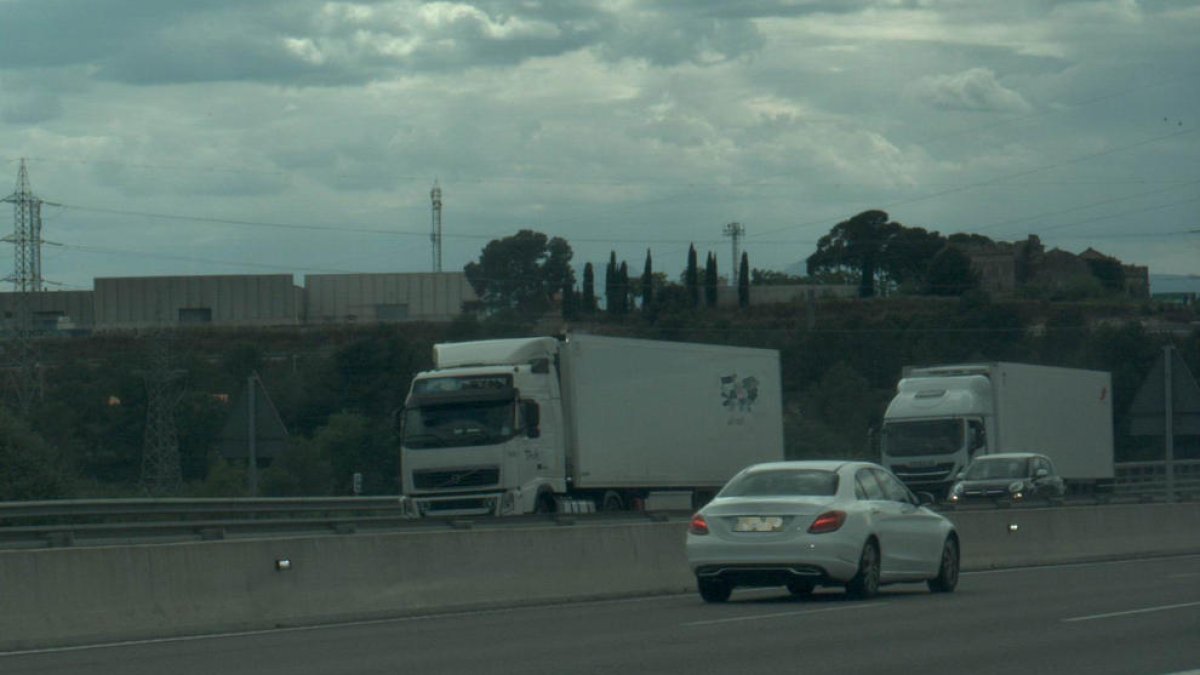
[880,362,1113,496]
[398,334,784,516]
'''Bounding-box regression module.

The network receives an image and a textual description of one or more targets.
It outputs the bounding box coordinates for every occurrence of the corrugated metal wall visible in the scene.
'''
[0,290,95,331]
[304,273,478,323]
[93,275,302,330]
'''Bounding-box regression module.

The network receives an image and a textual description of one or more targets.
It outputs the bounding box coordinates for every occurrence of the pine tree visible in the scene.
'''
[561,278,577,319]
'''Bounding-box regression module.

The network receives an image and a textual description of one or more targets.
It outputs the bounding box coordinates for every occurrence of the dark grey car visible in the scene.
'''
[947,452,1066,503]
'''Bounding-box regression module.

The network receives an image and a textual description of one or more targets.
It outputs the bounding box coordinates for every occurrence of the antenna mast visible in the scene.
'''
[430,180,443,272]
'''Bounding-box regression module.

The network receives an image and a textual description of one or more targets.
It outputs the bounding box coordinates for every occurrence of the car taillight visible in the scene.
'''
[689,513,710,535]
[807,510,846,534]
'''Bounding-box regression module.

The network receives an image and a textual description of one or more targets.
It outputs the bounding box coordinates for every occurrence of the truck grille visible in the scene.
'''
[413,467,500,490]
[891,462,957,484]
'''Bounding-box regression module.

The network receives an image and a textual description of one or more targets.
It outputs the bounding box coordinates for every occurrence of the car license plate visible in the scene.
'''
[733,516,785,532]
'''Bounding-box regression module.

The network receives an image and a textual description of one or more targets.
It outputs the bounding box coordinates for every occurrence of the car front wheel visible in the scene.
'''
[697,578,732,603]
[928,536,960,593]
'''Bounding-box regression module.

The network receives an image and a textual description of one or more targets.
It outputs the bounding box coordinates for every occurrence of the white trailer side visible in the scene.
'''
[991,363,1114,481]
[560,335,784,489]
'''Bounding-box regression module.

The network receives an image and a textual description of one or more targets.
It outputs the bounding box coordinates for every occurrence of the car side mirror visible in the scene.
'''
[916,491,936,506]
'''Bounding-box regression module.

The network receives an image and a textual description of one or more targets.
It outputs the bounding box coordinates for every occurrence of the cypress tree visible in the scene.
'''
[618,261,630,315]
[641,249,654,311]
[704,252,718,308]
[582,262,596,314]
[686,244,699,308]
[605,251,617,313]
[738,251,750,309]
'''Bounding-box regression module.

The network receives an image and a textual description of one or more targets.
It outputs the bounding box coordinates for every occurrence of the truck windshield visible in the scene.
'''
[964,457,1030,480]
[882,419,964,457]
[402,400,516,449]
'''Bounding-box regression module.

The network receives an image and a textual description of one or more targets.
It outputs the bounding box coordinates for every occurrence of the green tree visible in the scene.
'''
[738,252,750,308]
[686,244,700,307]
[463,230,575,315]
[605,251,618,313]
[704,252,718,308]
[581,262,596,314]
[808,210,947,297]
[751,269,803,286]
[924,246,979,296]
[260,438,335,496]
[641,249,654,311]
[310,413,398,495]
[0,407,71,500]
[561,278,578,320]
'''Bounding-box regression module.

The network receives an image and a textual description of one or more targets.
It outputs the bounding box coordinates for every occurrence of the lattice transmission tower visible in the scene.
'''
[723,222,745,287]
[2,158,46,414]
[430,180,443,272]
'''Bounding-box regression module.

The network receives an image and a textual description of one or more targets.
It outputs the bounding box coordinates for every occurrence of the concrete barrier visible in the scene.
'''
[1,503,1198,651]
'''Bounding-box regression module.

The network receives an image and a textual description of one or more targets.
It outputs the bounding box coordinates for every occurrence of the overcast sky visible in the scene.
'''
[1,0,1197,291]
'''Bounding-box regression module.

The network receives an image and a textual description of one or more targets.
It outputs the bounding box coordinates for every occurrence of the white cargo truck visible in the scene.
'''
[880,362,1113,496]
[398,334,784,516]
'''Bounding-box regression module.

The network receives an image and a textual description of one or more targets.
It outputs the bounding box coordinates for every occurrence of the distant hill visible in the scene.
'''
[1150,274,1200,295]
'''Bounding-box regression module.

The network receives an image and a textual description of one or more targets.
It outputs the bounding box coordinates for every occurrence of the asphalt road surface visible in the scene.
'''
[5,555,1199,675]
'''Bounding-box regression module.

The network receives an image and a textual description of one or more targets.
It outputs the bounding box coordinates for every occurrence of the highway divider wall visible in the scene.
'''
[2,503,1198,651]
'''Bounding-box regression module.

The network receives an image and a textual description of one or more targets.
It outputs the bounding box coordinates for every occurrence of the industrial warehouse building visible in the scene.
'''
[0,272,478,332]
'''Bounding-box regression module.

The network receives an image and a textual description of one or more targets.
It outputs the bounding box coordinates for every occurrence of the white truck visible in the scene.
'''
[880,362,1113,496]
[398,334,784,516]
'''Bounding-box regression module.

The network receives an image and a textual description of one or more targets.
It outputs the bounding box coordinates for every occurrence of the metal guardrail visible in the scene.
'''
[1114,459,1200,498]
[0,497,678,550]
[3,468,1198,550]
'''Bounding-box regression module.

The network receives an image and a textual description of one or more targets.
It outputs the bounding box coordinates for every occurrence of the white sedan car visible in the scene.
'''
[686,460,959,602]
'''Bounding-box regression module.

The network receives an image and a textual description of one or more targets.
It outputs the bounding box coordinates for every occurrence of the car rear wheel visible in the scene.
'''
[928,536,960,593]
[697,578,732,603]
[846,540,880,599]
[786,581,814,598]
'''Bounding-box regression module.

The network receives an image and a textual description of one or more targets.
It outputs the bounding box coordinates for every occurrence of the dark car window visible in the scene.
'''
[855,469,886,500]
[719,469,839,498]
[872,468,915,504]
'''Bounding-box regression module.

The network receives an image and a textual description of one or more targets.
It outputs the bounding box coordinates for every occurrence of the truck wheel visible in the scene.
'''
[533,492,555,514]
[927,536,959,593]
[846,540,880,599]
[598,490,624,512]
[697,578,732,603]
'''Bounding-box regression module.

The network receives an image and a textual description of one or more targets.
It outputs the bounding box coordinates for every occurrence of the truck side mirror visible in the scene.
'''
[523,400,541,438]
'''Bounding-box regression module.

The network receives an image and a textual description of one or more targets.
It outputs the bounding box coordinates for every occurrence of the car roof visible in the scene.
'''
[740,460,870,473]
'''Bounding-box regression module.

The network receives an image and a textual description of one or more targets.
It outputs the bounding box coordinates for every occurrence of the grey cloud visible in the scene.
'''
[914,68,1033,113]
[1,91,63,125]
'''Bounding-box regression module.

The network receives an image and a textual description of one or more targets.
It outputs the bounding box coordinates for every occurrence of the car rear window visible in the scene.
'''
[719,470,839,497]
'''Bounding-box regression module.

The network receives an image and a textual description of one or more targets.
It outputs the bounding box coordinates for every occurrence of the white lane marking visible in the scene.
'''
[683,602,888,627]
[962,553,1200,577]
[1169,573,1200,579]
[1063,601,1200,623]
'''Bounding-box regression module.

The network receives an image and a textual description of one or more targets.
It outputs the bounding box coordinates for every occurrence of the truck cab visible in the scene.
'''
[399,338,564,516]
[880,374,991,495]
